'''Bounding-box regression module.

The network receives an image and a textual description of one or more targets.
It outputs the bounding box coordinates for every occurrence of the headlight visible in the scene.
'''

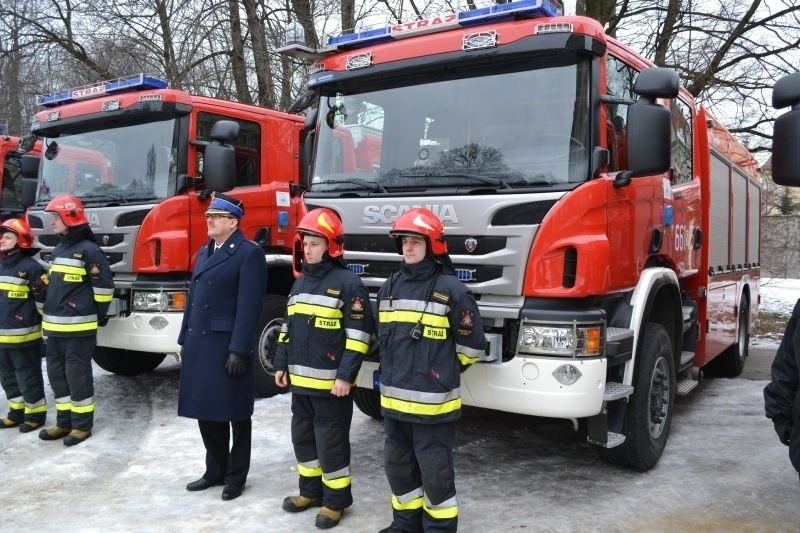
[517,322,601,357]
[132,290,187,312]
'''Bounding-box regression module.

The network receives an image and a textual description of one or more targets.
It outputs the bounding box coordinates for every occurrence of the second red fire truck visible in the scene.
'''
[24,75,304,396]
[270,0,762,469]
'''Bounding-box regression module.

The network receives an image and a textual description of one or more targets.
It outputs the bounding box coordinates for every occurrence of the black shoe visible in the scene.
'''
[186,478,224,492]
[19,421,43,433]
[221,484,243,501]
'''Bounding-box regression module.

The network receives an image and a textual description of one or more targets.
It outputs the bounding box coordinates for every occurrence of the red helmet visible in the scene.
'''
[0,218,35,249]
[390,207,447,255]
[45,195,88,227]
[296,208,345,259]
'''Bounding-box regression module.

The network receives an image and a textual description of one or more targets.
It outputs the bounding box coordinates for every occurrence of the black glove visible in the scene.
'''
[225,352,247,377]
[98,317,109,327]
[775,422,792,446]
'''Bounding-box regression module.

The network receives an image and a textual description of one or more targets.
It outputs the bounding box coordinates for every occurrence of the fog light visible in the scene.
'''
[149,316,169,330]
[553,364,582,385]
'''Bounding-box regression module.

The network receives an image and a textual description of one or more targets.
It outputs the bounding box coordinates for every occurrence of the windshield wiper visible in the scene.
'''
[81,192,128,204]
[399,171,512,190]
[313,178,387,193]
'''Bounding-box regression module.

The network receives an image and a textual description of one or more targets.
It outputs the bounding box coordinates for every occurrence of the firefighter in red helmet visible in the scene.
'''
[376,207,486,533]
[38,195,114,446]
[0,218,48,433]
[274,208,374,529]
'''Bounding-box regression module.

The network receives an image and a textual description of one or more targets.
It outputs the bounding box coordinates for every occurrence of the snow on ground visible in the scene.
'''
[760,278,800,315]
[0,278,798,531]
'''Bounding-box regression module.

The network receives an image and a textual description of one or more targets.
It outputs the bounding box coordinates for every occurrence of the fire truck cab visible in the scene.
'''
[25,75,304,396]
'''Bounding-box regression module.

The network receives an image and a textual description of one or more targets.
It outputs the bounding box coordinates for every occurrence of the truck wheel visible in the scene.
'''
[600,322,675,470]
[708,298,750,377]
[254,295,288,398]
[353,387,382,419]
[93,347,166,376]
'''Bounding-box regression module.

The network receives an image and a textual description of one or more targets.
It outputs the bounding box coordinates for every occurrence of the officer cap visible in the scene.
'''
[205,192,245,219]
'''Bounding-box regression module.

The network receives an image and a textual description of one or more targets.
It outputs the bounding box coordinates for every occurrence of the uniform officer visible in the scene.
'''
[39,195,114,446]
[274,208,374,529]
[0,218,48,433]
[376,208,486,533]
[178,192,267,501]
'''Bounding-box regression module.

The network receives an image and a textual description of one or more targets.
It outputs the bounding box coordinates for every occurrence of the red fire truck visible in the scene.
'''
[1,134,40,220]
[272,0,762,469]
[24,75,304,396]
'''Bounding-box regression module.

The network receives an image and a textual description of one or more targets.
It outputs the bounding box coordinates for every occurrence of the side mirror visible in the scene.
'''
[299,109,318,189]
[615,67,679,187]
[20,153,40,179]
[203,120,240,192]
[771,72,800,187]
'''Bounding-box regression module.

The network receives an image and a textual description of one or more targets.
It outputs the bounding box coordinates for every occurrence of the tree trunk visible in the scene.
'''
[242,0,273,108]
[228,0,252,103]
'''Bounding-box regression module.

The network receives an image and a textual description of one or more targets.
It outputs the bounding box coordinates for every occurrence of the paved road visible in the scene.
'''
[1,344,797,532]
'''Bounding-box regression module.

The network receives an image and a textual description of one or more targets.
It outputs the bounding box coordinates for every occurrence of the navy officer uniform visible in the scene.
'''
[178,193,267,501]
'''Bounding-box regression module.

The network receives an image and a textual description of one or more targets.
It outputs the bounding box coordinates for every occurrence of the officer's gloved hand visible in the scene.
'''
[225,352,247,377]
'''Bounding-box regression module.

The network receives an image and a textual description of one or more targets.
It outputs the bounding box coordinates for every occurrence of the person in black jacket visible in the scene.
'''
[0,218,48,433]
[179,193,267,502]
[39,195,114,446]
[764,299,800,481]
[275,208,374,530]
[376,208,486,533]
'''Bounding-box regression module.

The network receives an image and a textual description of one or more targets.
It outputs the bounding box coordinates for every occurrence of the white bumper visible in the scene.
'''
[357,356,607,419]
[96,312,183,354]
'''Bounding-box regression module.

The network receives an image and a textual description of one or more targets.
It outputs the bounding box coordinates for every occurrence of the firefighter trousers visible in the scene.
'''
[0,344,46,425]
[291,393,354,510]
[198,418,251,488]
[384,417,458,533]
[45,336,95,431]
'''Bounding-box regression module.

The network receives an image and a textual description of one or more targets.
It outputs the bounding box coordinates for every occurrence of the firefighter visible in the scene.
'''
[38,195,114,446]
[178,193,267,501]
[376,207,486,533]
[0,218,48,432]
[274,208,374,529]
[765,299,800,481]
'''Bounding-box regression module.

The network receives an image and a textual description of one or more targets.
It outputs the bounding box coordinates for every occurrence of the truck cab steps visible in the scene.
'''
[676,376,699,396]
[587,431,626,449]
[604,382,634,401]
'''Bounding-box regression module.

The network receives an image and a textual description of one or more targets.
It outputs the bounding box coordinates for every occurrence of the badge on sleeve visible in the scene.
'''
[350,296,365,320]
[458,310,474,335]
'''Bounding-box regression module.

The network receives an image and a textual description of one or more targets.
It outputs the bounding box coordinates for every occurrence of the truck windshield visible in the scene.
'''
[312,60,591,192]
[37,118,179,204]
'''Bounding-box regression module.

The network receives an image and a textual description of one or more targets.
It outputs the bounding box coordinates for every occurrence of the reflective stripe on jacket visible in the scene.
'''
[377,258,486,424]
[274,259,374,397]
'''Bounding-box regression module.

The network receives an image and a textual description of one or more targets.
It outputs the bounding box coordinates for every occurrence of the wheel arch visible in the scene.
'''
[624,268,682,385]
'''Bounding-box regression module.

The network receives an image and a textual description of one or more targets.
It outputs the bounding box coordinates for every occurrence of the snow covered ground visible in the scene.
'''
[1,279,799,532]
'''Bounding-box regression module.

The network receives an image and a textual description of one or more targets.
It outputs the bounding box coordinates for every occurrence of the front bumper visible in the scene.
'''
[96,312,183,354]
[356,355,607,419]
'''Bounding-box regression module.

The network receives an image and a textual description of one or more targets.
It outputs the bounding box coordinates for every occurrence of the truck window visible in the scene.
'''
[671,99,693,184]
[605,56,637,172]
[196,113,261,187]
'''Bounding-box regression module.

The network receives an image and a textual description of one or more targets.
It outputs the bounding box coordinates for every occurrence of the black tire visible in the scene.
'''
[600,322,675,470]
[93,346,166,376]
[353,387,382,419]
[708,298,750,377]
[254,295,289,398]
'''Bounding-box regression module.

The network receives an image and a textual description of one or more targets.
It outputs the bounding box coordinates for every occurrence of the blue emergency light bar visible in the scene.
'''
[325,0,562,50]
[37,74,169,108]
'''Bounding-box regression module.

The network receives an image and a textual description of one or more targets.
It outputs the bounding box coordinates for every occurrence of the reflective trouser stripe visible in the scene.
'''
[392,492,424,511]
[298,460,322,478]
[322,466,351,490]
[8,398,24,410]
[424,494,459,519]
